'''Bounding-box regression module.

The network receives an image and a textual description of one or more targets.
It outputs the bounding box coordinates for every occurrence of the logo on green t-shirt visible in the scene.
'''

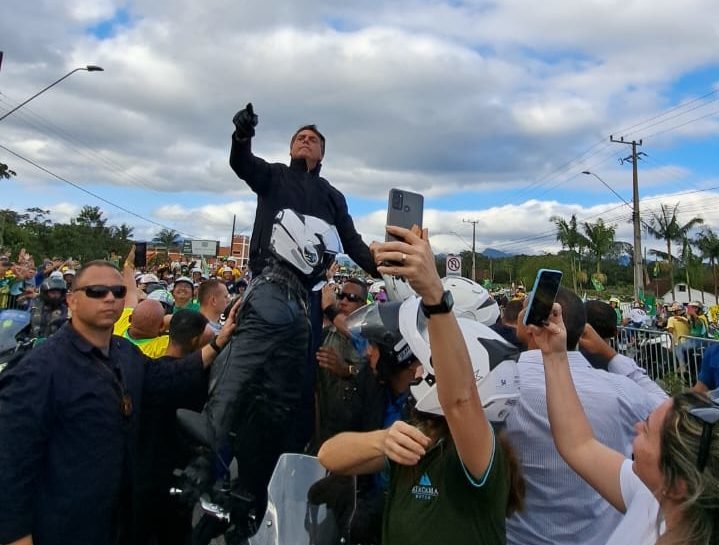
[411,473,439,501]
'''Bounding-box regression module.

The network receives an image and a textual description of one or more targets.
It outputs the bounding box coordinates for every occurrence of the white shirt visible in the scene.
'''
[604,459,663,545]
[629,308,648,325]
[505,350,657,545]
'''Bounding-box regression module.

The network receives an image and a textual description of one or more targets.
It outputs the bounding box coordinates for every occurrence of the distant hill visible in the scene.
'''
[482,248,512,258]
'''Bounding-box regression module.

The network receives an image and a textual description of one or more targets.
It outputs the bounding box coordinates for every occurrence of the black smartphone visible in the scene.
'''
[385,188,424,242]
[134,242,147,268]
[523,269,563,327]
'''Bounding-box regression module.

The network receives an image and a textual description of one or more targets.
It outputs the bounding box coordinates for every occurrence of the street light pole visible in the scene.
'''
[0,65,104,123]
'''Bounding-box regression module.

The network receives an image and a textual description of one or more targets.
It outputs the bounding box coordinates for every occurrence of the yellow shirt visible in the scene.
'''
[667,315,690,346]
[113,307,169,358]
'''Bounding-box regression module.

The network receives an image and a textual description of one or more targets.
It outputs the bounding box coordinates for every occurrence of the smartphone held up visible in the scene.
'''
[523,269,563,327]
[385,188,424,242]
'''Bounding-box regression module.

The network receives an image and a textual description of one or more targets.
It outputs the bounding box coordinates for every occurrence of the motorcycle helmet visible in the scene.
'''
[40,276,67,304]
[147,289,175,314]
[441,276,500,326]
[398,296,520,423]
[269,209,342,284]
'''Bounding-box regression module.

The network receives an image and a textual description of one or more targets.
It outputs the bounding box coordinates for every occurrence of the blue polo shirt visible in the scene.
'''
[0,323,205,545]
[698,344,719,390]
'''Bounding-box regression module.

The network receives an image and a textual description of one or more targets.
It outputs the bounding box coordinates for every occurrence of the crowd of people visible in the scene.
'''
[0,102,717,545]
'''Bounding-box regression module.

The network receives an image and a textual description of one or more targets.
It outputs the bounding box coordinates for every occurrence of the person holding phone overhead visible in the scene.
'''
[504,287,663,545]
[530,302,719,545]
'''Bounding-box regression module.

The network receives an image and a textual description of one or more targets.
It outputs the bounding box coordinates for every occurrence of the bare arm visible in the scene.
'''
[319,421,431,475]
[8,536,32,545]
[200,299,241,368]
[374,226,494,480]
[529,303,627,512]
[122,245,138,309]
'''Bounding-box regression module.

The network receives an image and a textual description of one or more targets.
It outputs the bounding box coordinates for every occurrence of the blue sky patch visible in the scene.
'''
[87,7,133,39]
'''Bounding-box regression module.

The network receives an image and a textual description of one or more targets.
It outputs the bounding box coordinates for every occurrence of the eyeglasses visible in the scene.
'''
[338,292,363,303]
[688,390,719,472]
[74,284,127,299]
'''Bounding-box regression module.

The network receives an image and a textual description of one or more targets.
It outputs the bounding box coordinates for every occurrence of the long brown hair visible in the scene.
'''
[658,392,719,545]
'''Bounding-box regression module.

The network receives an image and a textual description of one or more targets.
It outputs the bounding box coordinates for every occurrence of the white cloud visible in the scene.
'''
[0,0,717,249]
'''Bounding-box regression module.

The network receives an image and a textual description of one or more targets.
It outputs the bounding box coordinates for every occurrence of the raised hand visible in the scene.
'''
[232,102,259,140]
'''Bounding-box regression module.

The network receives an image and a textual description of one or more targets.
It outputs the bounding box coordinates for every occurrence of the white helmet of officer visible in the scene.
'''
[441,276,499,326]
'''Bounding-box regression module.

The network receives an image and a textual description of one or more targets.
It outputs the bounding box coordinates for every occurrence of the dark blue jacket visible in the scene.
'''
[0,323,205,545]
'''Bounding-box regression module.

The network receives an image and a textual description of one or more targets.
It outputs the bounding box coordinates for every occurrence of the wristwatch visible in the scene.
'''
[209,336,222,354]
[420,290,454,318]
[348,364,361,376]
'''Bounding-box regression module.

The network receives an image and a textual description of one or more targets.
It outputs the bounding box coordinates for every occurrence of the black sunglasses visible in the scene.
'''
[688,390,719,472]
[74,284,127,299]
[338,292,363,303]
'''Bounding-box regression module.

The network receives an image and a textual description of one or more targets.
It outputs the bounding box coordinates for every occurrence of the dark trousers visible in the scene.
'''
[202,274,310,537]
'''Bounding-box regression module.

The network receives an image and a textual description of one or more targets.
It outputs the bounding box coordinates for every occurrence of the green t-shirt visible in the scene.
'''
[382,434,509,545]
[173,300,200,313]
[690,315,709,338]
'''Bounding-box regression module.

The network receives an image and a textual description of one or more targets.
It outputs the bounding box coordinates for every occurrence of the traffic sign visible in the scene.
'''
[446,254,461,276]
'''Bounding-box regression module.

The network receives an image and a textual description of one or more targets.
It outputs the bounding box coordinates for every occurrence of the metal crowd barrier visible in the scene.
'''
[614,326,719,388]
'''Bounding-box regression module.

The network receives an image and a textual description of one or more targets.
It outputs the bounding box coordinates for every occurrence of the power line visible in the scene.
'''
[0,143,201,239]
[616,88,719,135]
[0,93,167,195]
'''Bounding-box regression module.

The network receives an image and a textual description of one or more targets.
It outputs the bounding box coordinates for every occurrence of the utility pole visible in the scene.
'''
[463,219,479,281]
[230,214,236,257]
[610,135,644,302]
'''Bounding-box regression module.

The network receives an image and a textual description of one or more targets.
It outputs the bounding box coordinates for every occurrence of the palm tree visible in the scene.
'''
[647,203,703,300]
[582,219,617,275]
[550,214,588,292]
[155,228,181,257]
[696,227,719,298]
[0,162,16,180]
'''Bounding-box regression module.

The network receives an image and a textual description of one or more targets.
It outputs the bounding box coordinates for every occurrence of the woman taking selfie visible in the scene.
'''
[318,225,524,545]
[529,303,719,545]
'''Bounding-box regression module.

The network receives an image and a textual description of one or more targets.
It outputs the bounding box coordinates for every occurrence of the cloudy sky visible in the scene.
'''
[1,0,718,257]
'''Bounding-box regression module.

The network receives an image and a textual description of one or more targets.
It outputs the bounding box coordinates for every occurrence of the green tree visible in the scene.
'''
[0,162,17,180]
[155,228,181,250]
[550,214,588,292]
[582,219,617,275]
[647,203,703,301]
[696,227,719,299]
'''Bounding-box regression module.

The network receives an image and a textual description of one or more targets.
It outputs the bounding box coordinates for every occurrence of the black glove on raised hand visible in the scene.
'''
[232,103,259,140]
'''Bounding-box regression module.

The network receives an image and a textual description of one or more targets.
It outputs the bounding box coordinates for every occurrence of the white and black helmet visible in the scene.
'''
[269,209,342,284]
[441,276,499,326]
[345,301,416,367]
[398,296,520,422]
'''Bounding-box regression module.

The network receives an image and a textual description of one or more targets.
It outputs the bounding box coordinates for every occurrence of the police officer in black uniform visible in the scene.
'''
[29,275,69,341]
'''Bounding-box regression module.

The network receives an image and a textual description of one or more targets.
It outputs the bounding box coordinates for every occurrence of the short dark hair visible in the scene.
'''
[503,299,523,325]
[198,278,224,305]
[555,287,586,350]
[169,310,209,354]
[74,260,120,286]
[585,300,618,340]
[291,124,326,155]
[343,277,368,299]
